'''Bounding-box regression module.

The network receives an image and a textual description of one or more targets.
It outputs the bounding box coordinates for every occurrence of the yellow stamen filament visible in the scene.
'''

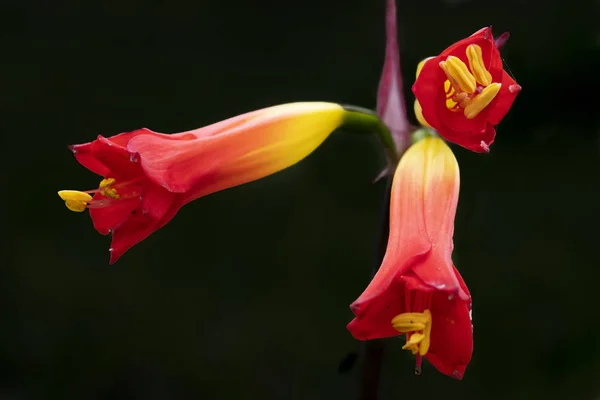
[466,44,492,86]
[464,83,501,119]
[391,309,432,356]
[58,190,93,212]
[439,56,476,94]
[58,177,127,213]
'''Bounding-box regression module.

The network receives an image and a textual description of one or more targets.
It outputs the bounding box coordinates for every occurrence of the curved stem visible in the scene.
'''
[341,105,400,165]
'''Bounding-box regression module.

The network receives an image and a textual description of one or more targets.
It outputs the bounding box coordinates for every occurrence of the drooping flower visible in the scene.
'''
[347,136,473,379]
[58,102,346,264]
[412,27,521,153]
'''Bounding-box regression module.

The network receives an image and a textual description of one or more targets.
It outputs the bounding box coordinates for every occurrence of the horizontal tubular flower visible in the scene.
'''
[58,102,346,263]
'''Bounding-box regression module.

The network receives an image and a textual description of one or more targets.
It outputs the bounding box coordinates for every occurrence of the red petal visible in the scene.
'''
[89,185,143,235]
[435,122,496,154]
[425,269,473,379]
[440,27,499,78]
[108,184,180,264]
[70,129,159,177]
[88,135,145,181]
[487,70,521,125]
[347,278,412,340]
[70,141,110,177]
[411,57,445,132]
[90,196,139,236]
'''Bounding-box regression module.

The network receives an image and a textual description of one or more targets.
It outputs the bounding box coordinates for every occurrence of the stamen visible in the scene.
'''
[99,178,120,199]
[391,309,432,356]
[86,199,118,208]
[464,83,501,119]
[452,92,470,108]
[439,57,476,94]
[444,80,459,110]
[466,44,492,86]
[58,176,143,213]
[402,333,424,355]
[58,190,93,212]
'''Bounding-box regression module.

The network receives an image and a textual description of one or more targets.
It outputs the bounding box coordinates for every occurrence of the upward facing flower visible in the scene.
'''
[58,102,346,264]
[413,27,521,153]
[347,137,473,379]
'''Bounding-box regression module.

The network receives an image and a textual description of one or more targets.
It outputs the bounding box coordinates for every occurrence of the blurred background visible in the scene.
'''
[2,0,600,398]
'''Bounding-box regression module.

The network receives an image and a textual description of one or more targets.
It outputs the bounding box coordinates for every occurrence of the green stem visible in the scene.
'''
[341,105,399,165]
[411,127,439,144]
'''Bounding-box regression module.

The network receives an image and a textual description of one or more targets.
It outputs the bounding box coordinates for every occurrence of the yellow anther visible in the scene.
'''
[99,178,120,199]
[439,56,476,94]
[58,190,93,212]
[416,57,434,79]
[391,309,432,356]
[99,178,115,188]
[464,83,501,119]
[444,80,453,95]
[413,100,431,128]
[443,80,459,110]
[466,44,492,86]
[392,313,427,332]
[402,333,425,355]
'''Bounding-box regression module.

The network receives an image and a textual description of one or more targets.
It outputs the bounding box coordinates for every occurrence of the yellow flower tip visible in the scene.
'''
[466,44,492,86]
[415,57,434,79]
[413,100,432,128]
[440,56,476,94]
[464,82,501,119]
[392,309,432,356]
[58,190,92,212]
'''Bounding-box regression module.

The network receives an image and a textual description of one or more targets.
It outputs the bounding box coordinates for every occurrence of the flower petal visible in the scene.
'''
[89,192,140,235]
[487,70,521,125]
[107,184,180,264]
[425,266,473,379]
[128,103,345,198]
[70,129,159,177]
[409,139,467,299]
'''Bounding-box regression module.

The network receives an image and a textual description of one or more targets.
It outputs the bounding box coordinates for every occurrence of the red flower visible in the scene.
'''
[58,102,346,264]
[412,27,521,153]
[347,137,473,379]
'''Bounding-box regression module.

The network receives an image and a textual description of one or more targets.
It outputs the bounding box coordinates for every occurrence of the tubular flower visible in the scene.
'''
[347,137,473,379]
[412,27,521,153]
[58,102,345,264]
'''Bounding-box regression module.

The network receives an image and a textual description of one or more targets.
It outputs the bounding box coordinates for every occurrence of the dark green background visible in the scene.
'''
[3,0,599,399]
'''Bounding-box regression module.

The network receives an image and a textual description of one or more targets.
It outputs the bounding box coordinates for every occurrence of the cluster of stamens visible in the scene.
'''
[439,44,501,119]
[58,178,135,212]
[392,309,432,357]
